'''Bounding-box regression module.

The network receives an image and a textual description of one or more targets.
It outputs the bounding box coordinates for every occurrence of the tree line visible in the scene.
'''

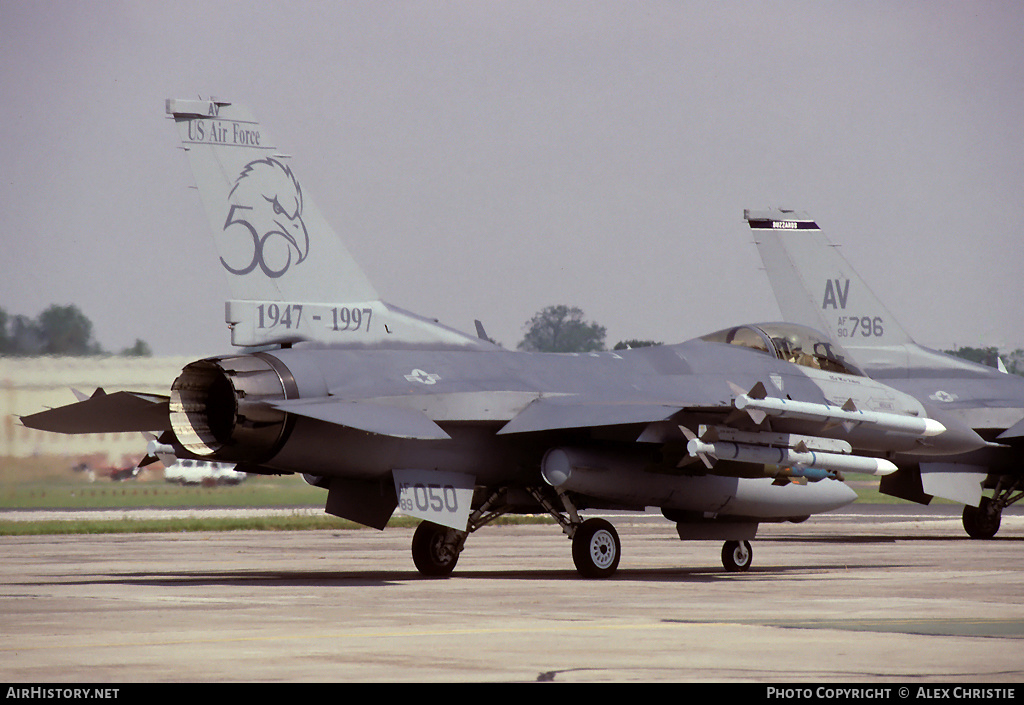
[0,304,151,357]
[516,304,660,353]
[942,345,1024,376]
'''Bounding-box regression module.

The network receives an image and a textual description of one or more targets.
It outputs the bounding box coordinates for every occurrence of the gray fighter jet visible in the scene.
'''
[18,102,986,578]
[749,208,1024,538]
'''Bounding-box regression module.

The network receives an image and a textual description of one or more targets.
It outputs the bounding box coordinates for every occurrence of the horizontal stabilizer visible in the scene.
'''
[997,416,1024,441]
[271,398,450,440]
[497,398,680,435]
[20,391,171,434]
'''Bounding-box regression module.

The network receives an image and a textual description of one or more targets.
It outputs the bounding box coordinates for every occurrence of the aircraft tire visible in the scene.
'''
[962,498,1001,540]
[722,540,753,572]
[571,518,621,578]
[411,521,460,577]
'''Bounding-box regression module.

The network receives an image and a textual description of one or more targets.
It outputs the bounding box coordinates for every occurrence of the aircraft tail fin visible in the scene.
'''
[746,209,914,350]
[166,98,378,307]
[166,98,490,350]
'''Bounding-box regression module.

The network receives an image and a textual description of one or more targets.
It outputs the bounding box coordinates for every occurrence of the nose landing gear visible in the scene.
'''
[721,540,753,572]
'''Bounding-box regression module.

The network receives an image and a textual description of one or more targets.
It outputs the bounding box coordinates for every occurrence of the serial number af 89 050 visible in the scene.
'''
[392,469,475,532]
[396,481,461,514]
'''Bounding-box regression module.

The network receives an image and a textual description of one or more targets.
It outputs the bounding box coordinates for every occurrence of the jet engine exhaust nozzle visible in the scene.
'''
[170,355,290,462]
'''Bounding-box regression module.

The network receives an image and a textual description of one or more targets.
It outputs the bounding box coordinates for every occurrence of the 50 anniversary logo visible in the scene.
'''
[221,158,310,279]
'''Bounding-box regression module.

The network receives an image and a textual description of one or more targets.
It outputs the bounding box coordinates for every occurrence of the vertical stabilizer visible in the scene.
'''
[166,98,490,350]
[750,209,1021,385]
[747,209,914,353]
[167,99,378,305]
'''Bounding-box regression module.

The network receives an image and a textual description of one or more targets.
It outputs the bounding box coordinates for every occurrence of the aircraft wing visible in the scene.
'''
[20,389,171,434]
[275,392,684,439]
[20,382,691,443]
[270,398,451,440]
[496,397,685,435]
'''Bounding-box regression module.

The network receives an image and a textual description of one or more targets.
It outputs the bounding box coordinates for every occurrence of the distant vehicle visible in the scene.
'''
[73,460,139,482]
[163,458,247,486]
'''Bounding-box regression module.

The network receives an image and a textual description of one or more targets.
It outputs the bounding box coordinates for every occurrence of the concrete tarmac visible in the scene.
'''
[2,505,1023,683]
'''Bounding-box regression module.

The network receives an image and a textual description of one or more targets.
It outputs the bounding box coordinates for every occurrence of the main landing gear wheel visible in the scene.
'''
[411,521,461,577]
[721,540,753,572]
[572,518,621,578]
[962,497,1001,540]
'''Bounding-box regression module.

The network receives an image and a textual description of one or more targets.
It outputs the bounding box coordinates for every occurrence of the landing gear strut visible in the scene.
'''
[410,487,510,577]
[528,487,622,578]
[408,485,757,578]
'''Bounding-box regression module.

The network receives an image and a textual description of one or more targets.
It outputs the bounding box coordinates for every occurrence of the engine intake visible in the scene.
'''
[170,354,293,462]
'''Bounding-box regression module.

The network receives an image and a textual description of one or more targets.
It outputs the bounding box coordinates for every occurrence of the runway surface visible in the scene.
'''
[2,505,1023,683]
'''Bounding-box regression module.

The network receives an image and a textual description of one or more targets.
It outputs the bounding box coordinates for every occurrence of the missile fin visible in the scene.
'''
[746,408,768,426]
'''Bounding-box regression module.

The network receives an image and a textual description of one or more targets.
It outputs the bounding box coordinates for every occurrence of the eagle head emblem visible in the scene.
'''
[220,158,309,278]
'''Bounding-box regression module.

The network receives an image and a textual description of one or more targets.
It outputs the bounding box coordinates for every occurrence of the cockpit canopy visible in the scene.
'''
[700,322,864,377]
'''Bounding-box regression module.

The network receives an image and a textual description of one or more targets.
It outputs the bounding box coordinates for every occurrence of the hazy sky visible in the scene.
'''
[2,1,1022,358]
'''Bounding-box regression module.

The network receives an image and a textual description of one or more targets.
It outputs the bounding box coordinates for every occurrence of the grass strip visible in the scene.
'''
[0,514,364,535]
[0,514,553,536]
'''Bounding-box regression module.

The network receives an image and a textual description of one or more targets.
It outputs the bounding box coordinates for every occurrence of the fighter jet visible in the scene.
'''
[748,208,1024,538]
[18,102,986,578]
